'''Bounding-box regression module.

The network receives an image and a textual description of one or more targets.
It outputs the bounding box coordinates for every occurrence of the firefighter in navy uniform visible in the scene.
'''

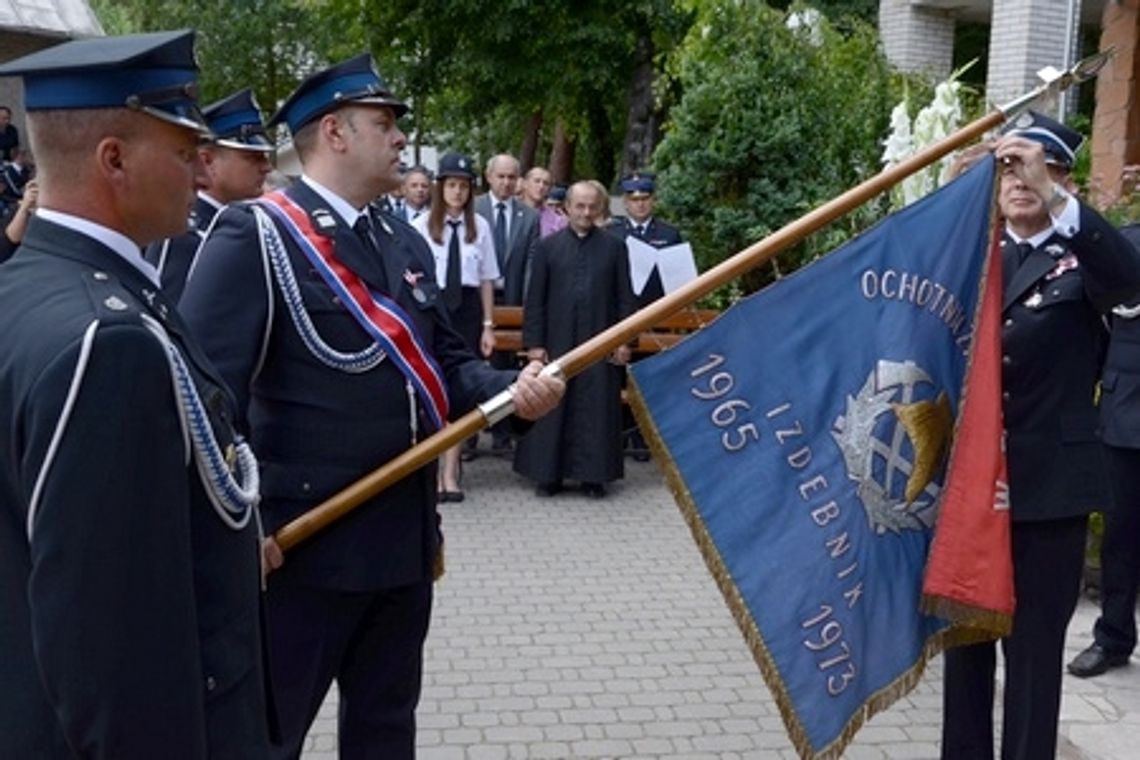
[941,112,1140,760]
[0,32,271,759]
[1068,223,1140,679]
[611,172,683,309]
[144,87,274,303]
[609,172,685,460]
[179,54,564,759]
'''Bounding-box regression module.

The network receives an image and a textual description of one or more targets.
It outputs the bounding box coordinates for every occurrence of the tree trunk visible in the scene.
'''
[587,101,615,188]
[519,109,543,171]
[621,34,657,176]
[549,119,576,185]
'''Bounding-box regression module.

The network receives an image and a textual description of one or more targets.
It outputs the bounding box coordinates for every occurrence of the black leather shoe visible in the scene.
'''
[535,482,563,497]
[1067,644,1130,678]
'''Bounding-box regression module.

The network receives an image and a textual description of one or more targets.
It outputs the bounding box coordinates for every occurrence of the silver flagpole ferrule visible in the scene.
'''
[477,360,566,426]
[478,388,516,426]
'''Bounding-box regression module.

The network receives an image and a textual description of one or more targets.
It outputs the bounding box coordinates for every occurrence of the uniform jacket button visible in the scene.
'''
[206,675,217,692]
[1003,318,1014,328]
[1002,355,1012,366]
[1002,391,1011,402]
[301,482,311,492]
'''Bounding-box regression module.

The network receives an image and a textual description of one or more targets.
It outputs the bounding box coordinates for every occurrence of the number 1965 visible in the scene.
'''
[689,354,759,452]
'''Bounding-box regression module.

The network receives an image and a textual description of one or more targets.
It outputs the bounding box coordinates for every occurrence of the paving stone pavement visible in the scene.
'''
[301,453,1140,759]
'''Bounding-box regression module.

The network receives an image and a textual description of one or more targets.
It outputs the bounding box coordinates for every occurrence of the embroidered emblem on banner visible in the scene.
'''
[258,191,450,430]
[832,359,949,535]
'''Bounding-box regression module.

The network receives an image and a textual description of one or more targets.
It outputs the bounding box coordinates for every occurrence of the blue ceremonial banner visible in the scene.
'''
[628,159,1001,759]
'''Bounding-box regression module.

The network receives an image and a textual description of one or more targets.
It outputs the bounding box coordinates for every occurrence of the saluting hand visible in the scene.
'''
[994,135,1054,202]
[511,360,565,420]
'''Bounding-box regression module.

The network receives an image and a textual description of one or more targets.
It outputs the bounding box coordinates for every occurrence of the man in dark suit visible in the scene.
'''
[0,31,271,758]
[400,164,431,221]
[611,171,684,309]
[475,153,539,306]
[180,54,564,760]
[940,112,1140,760]
[143,88,273,303]
[1068,223,1140,679]
[475,153,541,451]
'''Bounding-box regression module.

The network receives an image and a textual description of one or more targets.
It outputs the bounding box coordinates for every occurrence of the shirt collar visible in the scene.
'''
[1004,223,1053,249]
[302,174,369,226]
[36,207,160,287]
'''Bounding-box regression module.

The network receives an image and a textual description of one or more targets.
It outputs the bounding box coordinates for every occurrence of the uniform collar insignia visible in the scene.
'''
[312,208,337,233]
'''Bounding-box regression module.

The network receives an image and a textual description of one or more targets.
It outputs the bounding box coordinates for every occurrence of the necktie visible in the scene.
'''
[1016,242,1033,265]
[354,214,378,253]
[445,220,462,311]
[494,201,508,266]
[394,198,405,219]
[352,213,390,292]
[636,224,646,238]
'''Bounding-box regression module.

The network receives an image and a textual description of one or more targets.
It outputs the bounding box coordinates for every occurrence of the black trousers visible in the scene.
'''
[265,580,433,760]
[1094,445,1140,655]
[941,515,1087,760]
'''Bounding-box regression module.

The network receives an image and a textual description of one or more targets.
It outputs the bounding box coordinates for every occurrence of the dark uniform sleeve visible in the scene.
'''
[1071,203,1140,311]
[180,206,271,419]
[522,236,551,350]
[23,324,207,759]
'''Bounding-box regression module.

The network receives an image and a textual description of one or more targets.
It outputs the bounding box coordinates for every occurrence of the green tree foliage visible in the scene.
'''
[90,0,359,115]
[91,0,690,184]
[654,1,899,296]
[345,0,691,183]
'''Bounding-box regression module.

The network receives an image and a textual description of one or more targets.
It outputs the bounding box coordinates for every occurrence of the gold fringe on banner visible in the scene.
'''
[627,372,1003,760]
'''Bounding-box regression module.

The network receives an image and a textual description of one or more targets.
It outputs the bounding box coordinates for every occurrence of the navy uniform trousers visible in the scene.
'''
[182,181,514,759]
[941,211,1140,760]
[1090,219,1140,656]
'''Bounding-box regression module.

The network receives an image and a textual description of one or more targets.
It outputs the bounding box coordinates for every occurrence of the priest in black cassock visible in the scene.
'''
[515,181,637,499]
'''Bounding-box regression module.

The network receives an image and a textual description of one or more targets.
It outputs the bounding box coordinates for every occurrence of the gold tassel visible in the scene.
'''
[433,544,446,582]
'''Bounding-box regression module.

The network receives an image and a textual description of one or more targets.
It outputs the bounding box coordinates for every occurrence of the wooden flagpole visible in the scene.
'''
[273,51,1110,552]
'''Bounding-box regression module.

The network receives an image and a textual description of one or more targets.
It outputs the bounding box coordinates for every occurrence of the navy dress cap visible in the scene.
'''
[548,185,567,202]
[203,88,273,152]
[268,53,408,134]
[436,152,476,180]
[0,29,207,134]
[1004,110,1084,168]
[620,172,656,196]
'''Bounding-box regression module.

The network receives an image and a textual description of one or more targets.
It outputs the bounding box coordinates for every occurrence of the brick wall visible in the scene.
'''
[1090,0,1140,207]
[879,0,956,76]
[986,0,1083,105]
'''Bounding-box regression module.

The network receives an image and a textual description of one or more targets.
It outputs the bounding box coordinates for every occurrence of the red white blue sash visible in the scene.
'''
[258,191,449,430]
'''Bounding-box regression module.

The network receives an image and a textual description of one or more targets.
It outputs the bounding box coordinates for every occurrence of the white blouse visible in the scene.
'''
[412,213,500,288]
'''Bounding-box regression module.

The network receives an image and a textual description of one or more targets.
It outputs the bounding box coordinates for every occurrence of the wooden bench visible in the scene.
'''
[481,305,720,460]
[490,305,721,357]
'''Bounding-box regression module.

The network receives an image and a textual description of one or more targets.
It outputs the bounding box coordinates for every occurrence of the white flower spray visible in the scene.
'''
[882,64,973,209]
